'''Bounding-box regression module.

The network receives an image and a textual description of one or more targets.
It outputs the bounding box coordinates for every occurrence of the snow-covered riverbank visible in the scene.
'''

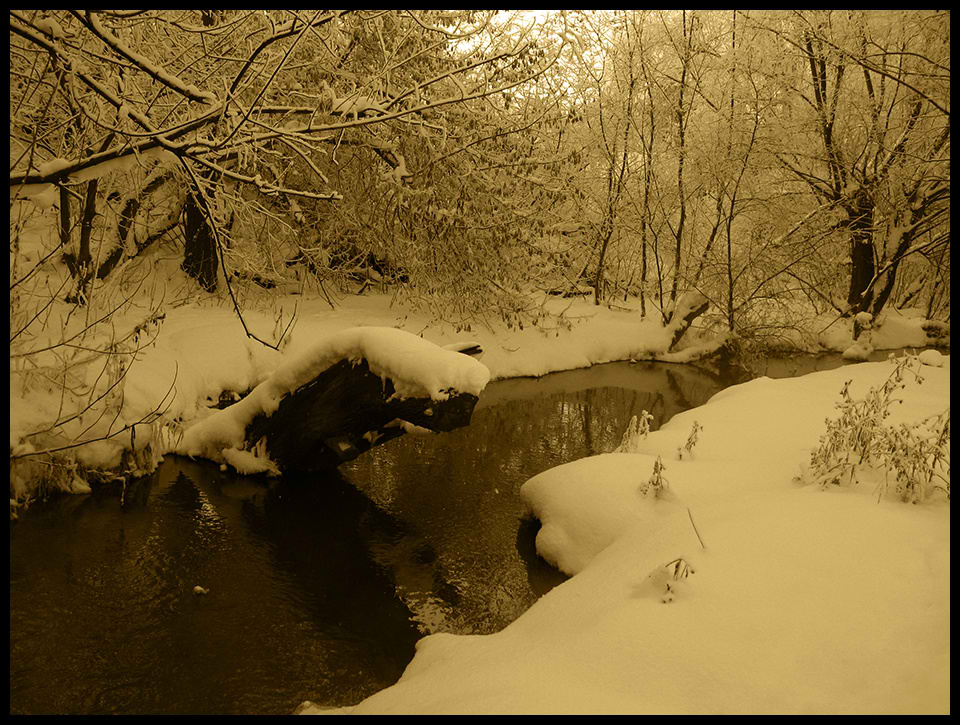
[296,352,949,715]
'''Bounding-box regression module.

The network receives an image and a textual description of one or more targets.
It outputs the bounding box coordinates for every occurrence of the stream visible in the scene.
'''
[9,349,917,714]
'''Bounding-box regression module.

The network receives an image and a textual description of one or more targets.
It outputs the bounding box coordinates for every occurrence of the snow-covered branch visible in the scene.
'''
[187,153,343,202]
[72,10,217,105]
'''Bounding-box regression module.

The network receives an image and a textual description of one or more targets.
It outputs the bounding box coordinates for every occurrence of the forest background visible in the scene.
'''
[9,10,950,491]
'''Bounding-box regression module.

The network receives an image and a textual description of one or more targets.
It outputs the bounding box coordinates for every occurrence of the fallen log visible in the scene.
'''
[176,327,490,475]
[245,357,479,470]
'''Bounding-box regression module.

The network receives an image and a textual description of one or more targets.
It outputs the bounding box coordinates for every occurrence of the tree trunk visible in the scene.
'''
[182,188,219,292]
[64,179,100,304]
[667,292,709,351]
[844,194,875,309]
[593,215,614,305]
[671,10,693,309]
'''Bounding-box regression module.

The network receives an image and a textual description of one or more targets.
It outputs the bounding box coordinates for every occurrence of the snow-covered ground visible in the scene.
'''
[296,352,949,715]
[9,282,949,714]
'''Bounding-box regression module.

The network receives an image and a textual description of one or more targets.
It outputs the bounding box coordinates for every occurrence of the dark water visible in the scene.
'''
[8,351,924,714]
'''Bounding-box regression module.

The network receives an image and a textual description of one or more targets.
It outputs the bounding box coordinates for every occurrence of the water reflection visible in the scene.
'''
[10,360,733,715]
[10,461,421,715]
[341,361,729,637]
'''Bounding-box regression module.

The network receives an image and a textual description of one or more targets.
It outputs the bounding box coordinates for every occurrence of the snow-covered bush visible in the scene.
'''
[612,412,670,498]
[644,557,695,604]
[804,353,950,503]
[920,319,950,346]
[615,410,654,453]
[640,456,669,498]
[877,410,950,503]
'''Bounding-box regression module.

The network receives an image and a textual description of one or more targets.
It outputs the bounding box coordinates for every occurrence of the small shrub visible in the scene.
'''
[876,409,950,503]
[677,420,702,460]
[805,352,950,503]
[640,455,669,497]
[646,557,695,603]
[616,410,654,453]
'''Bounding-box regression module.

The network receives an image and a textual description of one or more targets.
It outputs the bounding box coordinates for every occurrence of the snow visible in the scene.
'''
[819,306,936,353]
[11,146,179,188]
[37,157,73,177]
[33,15,67,39]
[841,339,874,360]
[66,146,178,184]
[295,356,948,714]
[8,266,949,712]
[918,349,945,367]
[331,94,386,117]
[9,183,58,208]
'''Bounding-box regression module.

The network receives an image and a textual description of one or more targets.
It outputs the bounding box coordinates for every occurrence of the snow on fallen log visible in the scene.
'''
[176,327,490,474]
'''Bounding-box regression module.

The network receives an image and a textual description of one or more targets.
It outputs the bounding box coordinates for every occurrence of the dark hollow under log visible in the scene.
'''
[244,358,479,472]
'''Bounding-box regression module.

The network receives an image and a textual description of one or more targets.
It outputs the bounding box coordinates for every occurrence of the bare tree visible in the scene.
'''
[9,10,568,487]
[762,10,949,321]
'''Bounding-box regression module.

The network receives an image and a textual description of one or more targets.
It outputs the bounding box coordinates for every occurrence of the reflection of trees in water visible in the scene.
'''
[560,387,671,455]
[345,427,543,636]
[662,367,725,428]
[356,505,469,636]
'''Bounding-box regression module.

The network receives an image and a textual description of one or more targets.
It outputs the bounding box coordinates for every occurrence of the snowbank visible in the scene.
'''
[176,326,490,471]
[820,306,942,353]
[297,356,948,714]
